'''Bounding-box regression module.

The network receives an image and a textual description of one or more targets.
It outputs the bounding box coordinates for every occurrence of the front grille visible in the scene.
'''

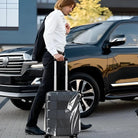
[0,55,24,75]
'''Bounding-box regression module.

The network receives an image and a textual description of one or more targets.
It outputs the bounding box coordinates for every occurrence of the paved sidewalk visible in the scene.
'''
[0,97,138,138]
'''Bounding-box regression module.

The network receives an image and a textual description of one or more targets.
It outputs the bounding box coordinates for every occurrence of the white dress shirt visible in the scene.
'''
[43,9,67,56]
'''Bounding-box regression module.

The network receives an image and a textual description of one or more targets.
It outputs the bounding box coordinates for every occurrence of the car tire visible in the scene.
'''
[69,72,100,118]
[10,98,33,110]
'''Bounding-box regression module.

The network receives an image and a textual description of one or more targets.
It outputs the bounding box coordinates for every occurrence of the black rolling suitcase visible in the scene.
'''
[44,60,80,138]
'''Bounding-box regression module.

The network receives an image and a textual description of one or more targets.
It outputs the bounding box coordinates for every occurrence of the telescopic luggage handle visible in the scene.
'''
[54,59,68,91]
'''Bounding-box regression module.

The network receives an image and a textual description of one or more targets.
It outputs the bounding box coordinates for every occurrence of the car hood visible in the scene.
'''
[0,46,34,61]
[0,44,97,62]
[0,46,33,55]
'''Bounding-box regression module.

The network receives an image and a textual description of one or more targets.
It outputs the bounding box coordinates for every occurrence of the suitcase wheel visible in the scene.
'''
[45,134,52,138]
[70,134,78,138]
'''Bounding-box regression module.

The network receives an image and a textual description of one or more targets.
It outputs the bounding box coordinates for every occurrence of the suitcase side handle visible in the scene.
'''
[54,59,68,91]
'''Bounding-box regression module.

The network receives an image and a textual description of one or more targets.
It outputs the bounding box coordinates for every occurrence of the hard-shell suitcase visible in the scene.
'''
[44,60,80,138]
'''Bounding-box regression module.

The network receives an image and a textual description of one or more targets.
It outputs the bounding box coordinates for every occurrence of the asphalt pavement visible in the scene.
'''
[0,96,138,138]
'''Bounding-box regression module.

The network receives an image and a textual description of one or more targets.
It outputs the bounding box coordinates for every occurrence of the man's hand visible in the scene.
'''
[65,23,70,35]
[54,54,64,61]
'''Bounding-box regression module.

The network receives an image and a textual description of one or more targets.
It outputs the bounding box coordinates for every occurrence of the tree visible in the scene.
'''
[66,0,112,27]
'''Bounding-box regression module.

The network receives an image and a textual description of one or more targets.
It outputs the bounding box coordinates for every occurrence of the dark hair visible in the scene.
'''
[55,0,76,10]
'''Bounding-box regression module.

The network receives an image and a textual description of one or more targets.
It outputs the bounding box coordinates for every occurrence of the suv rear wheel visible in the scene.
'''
[69,73,100,118]
[10,98,33,110]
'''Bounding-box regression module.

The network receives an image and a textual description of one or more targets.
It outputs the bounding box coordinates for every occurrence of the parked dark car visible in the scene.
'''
[0,17,138,117]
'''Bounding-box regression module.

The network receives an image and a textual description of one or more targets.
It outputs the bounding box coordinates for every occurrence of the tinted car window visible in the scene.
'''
[110,23,138,46]
[72,22,113,44]
[67,30,86,43]
[66,24,98,43]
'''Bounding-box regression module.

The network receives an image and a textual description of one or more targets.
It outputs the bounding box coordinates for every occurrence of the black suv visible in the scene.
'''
[0,17,138,117]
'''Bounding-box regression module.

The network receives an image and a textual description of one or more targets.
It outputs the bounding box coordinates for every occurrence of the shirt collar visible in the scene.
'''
[55,9,64,17]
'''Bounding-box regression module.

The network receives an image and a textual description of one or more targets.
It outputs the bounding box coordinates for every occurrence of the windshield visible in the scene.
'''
[67,22,113,44]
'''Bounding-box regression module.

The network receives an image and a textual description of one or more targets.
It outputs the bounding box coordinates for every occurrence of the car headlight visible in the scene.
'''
[31,63,43,68]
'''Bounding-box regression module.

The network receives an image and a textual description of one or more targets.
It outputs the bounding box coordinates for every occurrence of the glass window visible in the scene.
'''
[71,22,113,44]
[7,4,18,9]
[110,23,138,46]
[50,0,57,3]
[0,9,6,26]
[0,4,6,8]
[0,0,6,3]
[7,9,18,27]
[37,15,46,30]
[7,0,18,3]
[0,0,19,28]
[37,0,57,3]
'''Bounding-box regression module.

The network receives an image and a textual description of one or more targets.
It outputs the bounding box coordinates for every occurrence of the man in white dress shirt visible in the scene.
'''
[25,0,91,135]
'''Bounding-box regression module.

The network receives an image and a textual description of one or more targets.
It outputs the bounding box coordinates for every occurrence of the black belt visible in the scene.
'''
[57,50,64,55]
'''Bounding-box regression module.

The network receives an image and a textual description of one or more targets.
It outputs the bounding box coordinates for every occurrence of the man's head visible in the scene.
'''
[55,0,76,16]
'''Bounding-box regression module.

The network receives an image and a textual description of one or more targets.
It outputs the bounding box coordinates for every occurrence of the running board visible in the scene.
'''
[111,82,138,87]
[105,92,138,99]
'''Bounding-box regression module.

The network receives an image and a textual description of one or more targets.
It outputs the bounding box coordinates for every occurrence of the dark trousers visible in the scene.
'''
[26,51,65,127]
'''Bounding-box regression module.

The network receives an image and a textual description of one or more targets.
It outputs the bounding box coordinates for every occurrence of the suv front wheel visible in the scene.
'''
[69,72,100,118]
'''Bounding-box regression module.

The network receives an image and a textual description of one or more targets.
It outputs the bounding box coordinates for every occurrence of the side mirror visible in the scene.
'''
[109,35,126,46]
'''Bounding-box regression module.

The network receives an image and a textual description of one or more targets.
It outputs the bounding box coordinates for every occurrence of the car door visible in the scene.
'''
[107,22,138,91]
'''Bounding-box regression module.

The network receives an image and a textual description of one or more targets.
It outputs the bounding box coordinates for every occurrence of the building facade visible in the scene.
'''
[0,0,138,47]
[100,0,138,15]
[0,0,37,46]
[37,0,138,15]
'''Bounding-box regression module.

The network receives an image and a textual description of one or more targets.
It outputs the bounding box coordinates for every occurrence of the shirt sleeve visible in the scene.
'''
[43,12,59,56]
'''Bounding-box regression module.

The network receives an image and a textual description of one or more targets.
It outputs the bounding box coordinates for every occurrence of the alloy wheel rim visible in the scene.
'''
[70,79,95,114]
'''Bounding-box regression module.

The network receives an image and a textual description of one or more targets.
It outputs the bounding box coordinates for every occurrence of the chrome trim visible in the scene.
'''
[112,46,138,48]
[0,91,36,98]
[30,63,43,68]
[31,78,41,85]
[110,37,126,43]
[0,54,23,75]
[111,82,138,87]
